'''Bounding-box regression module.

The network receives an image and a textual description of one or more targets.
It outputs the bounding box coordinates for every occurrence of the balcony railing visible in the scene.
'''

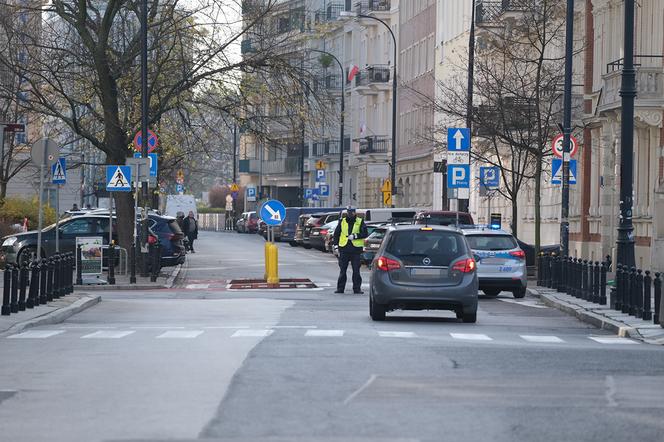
[346,0,391,13]
[476,0,528,25]
[238,159,260,174]
[312,138,351,157]
[313,74,343,92]
[358,136,390,154]
[315,2,344,23]
[598,61,664,113]
[263,157,301,175]
[354,65,391,87]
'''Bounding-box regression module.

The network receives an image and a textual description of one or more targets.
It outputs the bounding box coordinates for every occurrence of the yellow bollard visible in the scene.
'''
[264,241,271,281]
[267,243,279,285]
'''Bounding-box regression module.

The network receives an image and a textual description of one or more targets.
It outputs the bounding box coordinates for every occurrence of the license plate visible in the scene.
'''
[411,268,440,276]
[499,266,513,272]
[370,244,380,249]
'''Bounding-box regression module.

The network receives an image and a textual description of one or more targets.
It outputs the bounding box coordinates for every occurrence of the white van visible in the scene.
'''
[165,194,198,218]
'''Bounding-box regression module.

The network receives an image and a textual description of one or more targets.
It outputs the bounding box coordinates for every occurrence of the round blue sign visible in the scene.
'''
[259,200,286,226]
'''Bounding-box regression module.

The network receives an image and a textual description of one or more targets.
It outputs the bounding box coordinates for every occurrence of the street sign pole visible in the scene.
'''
[560,0,575,258]
[55,185,60,252]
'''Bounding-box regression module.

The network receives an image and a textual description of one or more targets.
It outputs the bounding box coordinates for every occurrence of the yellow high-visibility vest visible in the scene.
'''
[339,217,364,248]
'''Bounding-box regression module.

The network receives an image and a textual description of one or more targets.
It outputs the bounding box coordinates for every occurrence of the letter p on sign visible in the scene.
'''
[447,165,470,189]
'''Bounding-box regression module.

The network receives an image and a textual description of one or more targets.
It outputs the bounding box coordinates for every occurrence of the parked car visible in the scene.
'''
[369,225,479,322]
[463,228,527,298]
[309,220,338,251]
[302,211,341,249]
[361,208,418,223]
[324,220,339,253]
[145,214,186,267]
[413,211,474,227]
[362,225,389,266]
[280,207,339,245]
[236,212,247,233]
[245,211,259,234]
[294,214,311,246]
[258,219,268,239]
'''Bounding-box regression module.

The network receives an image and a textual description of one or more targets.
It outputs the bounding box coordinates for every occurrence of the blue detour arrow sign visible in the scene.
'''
[259,200,286,226]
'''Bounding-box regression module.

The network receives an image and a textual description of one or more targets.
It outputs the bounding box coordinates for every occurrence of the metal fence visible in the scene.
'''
[538,254,663,326]
[198,213,228,231]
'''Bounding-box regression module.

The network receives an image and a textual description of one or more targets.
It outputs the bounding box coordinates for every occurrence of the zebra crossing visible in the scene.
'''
[5,327,642,346]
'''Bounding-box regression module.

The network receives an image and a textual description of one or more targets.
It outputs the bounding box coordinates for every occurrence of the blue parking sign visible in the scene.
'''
[315,169,326,183]
[304,188,313,199]
[447,164,470,188]
[319,184,329,198]
[480,166,500,189]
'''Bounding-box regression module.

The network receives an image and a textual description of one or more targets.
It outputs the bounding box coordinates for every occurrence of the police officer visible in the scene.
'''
[333,207,368,294]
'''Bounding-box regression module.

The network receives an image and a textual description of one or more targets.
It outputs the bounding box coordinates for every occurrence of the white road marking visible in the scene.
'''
[605,375,618,407]
[131,326,185,329]
[343,374,377,405]
[231,329,274,338]
[81,331,135,339]
[305,330,344,337]
[499,299,548,309]
[8,330,64,339]
[272,325,317,329]
[204,326,250,329]
[378,331,416,338]
[450,333,493,341]
[157,330,204,339]
[185,284,210,289]
[589,336,640,345]
[520,335,565,343]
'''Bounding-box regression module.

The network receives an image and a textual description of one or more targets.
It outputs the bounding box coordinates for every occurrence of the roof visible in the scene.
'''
[386,224,462,233]
[461,228,512,236]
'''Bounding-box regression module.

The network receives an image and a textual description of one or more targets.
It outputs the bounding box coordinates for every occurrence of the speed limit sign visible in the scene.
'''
[552,134,578,159]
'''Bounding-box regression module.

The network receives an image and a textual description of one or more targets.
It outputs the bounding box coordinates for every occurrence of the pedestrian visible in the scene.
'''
[71,203,79,211]
[182,211,198,253]
[333,207,368,294]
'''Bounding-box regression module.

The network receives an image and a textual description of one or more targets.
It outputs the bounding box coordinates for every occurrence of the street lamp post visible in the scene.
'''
[560,0,575,258]
[460,0,477,214]
[341,10,397,207]
[617,0,636,267]
[309,49,345,207]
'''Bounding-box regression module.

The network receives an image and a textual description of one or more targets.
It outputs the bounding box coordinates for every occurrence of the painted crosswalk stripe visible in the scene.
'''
[8,330,64,339]
[156,330,204,339]
[81,331,135,339]
[450,333,493,341]
[589,337,640,345]
[231,329,273,338]
[378,331,416,338]
[520,335,565,343]
[305,330,344,337]
[185,284,210,289]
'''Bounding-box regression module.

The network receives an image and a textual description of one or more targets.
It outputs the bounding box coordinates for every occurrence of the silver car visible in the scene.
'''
[462,228,527,298]
[369,225,479,323]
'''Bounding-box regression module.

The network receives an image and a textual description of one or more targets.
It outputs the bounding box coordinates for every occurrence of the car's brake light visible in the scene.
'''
[510,250,526,259]
[147,234,158,245]
[376,256,401,271]
[320,229,328,235]
[452,258,476,273]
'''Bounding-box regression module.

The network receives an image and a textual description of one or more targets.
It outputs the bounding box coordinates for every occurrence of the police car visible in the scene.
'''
[461,227,527,298]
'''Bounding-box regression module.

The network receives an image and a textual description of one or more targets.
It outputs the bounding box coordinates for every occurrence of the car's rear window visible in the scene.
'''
[465,234,517,251]
[415,214,473,226]
[368,228,387,240]
[386,230,466,266]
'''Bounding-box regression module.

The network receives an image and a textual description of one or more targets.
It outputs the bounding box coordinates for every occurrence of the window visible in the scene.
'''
[465,235,518,251]
[60,218,108,236]
[386,230,466,266]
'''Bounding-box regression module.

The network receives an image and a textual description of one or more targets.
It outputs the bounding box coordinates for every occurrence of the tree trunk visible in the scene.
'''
[534,155,542,256]
[0,180,6,201]
[105,130,134,252]
[511,198,518,238]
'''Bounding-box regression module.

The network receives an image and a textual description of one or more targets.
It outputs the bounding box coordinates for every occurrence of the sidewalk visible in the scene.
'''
[0,293,101,337]
[528,286,664,345]
[73,264,182,290]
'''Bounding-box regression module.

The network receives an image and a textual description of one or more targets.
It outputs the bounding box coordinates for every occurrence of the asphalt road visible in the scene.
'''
[1,231,663,442]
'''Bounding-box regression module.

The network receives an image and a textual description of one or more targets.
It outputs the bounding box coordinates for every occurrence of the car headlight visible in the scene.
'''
[2,237,18,247]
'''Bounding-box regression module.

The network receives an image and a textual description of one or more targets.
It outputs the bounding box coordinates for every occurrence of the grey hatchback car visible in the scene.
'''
[369,225,479,323]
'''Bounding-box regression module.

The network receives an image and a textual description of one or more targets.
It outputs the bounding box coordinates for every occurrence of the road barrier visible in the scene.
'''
[538,253,662,327]
[149,243,162,282]
[199,213,227,232]
[1,252,75,317]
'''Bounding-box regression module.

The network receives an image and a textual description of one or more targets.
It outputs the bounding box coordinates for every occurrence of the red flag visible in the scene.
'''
[347,65,359,82]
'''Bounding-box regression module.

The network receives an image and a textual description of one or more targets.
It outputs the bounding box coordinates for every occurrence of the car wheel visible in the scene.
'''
[462,312,477,323]
[513,287,527,299]
[370,296,386,321]
[289,241,298,247]
[303,244,312,249]
[483,289,501,297]
[17,246,38,266]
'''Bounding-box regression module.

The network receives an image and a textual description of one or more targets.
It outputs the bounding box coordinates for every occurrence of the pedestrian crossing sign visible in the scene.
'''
[51,157,66,184]
[551,159,577,185]
[106,165,132,192]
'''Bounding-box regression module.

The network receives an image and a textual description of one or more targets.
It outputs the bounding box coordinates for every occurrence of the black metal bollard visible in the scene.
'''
[58,254,65,297]
[108,243,116,285]
[46,257,55,302]
[2,264,12,315]
[570,258,577,297]
[635,269,644,318]
[614,264,623,310]
[10,263,19,313]
[27,259,39,308]
[52,254,61,299]
[67,253,74,294]
[655,273,663,327]
[18,261,28,311]
[546,254,553,288]
[627,267,637,316]
[562,256,569,294]
[537,253,543,286]
[39,258,47,305]
[129,243,137,284]
[550,255,558,289]
[150,244,161,282]
[592,261,600,303]
[542,254,549,287]
[76,246,83,286]
[606,255,612,272]
[600,260,608,305]
[643,270,652,321]
[584,260,591,300]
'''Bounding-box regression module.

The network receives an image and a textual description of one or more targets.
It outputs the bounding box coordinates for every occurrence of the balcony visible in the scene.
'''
[354,65,391,94]
[315,2,344,24]
[358,136,390,155]
[313,73,343,93]
[346,0,391,21]
[263,157,301,175]
[312,138,351,157]
[598,57,664,114]
[476,0,528,26]
[238,159,260,174]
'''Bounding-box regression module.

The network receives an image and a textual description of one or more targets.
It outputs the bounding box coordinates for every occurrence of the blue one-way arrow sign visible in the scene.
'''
[447,128,470,151]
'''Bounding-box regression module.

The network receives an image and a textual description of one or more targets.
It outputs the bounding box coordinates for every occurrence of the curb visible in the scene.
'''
[0,295,101,337]
[72,265,183,291]
[527,288,653,343]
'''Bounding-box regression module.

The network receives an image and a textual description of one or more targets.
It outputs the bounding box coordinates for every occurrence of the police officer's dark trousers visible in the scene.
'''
[337,251,362,292]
